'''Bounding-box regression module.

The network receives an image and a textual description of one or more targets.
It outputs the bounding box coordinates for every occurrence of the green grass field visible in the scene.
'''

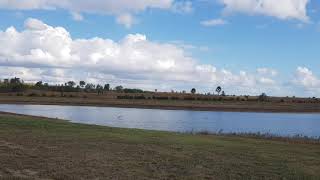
[0,113,320,179]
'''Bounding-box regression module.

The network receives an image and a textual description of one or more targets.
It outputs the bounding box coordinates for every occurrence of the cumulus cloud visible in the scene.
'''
[0,0,191,27]
[292,67,320,94]
[70,12,84,21]
[171,1,193,13]
[200,18,228,27]
[219,0,310,22]
[257,68,278,76]
[0,18,282,95]
[116,13,136,28]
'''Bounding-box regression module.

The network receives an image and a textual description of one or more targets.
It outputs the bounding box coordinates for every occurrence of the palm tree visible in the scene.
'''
[216,86,222,95]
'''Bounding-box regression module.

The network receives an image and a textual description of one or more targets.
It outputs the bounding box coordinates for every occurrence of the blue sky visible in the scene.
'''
[0,0,319,96]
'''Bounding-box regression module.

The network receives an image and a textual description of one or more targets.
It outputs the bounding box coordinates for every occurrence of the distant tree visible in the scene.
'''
[67,81,76,87]
[115,86,123,92]
[258,93,268,102]
[79,81,86,88]
[35,81,43,87]
[216,86,222,95]
[104,84,110,91]
[191,88,196,94]
[221,91,226,96]
[85,83,95,91]
[96,84,104,95]
[10,77,21,84]
[123,88,144,93]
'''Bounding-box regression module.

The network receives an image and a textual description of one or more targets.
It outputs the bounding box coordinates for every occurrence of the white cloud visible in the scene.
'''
[0,0,181,27]
[172,1,193,13]
[219,0,310,22]
[71,12,84,21]
[200,18,228,27]
[116,13,136,28]
[0,18,282,95]
[293,67,320,94]
[257,68,278,76]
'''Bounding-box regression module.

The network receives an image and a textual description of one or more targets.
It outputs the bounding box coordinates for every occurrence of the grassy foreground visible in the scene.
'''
[0,113,320,179]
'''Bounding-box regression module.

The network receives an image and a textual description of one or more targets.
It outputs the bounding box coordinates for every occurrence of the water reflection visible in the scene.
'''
[0,104,319,138]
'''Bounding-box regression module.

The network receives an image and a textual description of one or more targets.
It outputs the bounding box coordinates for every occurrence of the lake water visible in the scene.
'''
[0,104,319,138]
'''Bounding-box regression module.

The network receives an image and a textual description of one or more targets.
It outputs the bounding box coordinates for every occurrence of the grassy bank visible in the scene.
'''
[0,113,320,179]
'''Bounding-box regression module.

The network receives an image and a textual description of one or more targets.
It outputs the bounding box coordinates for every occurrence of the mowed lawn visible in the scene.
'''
[0,113,319,179]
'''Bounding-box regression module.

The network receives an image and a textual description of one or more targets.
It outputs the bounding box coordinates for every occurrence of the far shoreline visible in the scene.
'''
[0,99,320,114]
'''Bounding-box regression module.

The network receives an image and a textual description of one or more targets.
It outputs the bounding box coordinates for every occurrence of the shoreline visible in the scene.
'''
[0,100,320,114]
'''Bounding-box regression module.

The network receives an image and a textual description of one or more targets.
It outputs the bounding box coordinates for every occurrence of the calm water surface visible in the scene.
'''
[0,104,319,138]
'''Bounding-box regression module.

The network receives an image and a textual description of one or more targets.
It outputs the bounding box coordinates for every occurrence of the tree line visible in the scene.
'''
[0,77,145,94]
[0,77,269,100]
